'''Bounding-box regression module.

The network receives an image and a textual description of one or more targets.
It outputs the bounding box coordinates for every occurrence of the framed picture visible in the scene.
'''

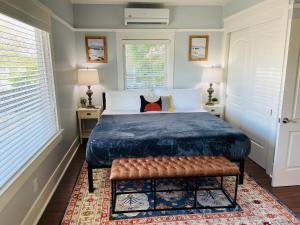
[85,36,107,63]
[189,35,209,61]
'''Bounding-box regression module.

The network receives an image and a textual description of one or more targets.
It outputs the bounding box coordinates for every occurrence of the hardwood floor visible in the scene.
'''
[37,146,300,225]
[245,159,300,216]
[37,145,85,225]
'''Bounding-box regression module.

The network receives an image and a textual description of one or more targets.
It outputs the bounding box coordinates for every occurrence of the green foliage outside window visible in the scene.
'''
[0,24,41,94]
[125,43,167,89]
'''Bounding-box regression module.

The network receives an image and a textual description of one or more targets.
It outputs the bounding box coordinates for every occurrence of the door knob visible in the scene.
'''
[282,118,290,123]
[282,117,298,123]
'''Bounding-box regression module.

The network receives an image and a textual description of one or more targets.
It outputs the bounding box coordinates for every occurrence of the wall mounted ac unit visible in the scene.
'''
[125,8,169,25]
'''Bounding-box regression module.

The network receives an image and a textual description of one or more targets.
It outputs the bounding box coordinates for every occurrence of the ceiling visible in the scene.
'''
[70,0,233,6]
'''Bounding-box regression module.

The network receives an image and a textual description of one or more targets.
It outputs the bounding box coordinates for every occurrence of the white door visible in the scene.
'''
[226,18,287,172]
[272,16,300,187]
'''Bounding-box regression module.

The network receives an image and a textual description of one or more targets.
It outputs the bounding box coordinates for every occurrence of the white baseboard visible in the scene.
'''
[21,137,80,225]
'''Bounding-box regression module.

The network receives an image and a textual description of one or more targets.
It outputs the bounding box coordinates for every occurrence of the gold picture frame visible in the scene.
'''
[85,36,107,63]
[189,35,209,61]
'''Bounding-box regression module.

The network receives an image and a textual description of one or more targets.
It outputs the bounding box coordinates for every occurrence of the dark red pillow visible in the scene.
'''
[140,96,162,112]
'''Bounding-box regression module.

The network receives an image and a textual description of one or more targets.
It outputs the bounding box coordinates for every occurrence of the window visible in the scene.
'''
[124,40,170,89]
[0,13,58,188]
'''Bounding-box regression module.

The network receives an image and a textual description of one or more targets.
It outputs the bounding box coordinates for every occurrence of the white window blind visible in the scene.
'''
[0,13,58,189]
[124,40,169,89]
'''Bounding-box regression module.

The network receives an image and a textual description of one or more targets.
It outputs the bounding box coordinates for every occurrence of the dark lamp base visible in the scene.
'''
[206,83,215,106]
[86,85,95,108]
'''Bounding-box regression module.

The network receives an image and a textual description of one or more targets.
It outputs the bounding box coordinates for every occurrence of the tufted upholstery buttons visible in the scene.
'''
[110,156,240,180]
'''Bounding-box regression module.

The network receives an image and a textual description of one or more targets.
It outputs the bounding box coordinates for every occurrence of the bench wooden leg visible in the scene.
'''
[88,164,94,193]
[238,160,245,185]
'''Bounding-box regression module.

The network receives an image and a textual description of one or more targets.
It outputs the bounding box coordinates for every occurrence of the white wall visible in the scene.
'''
[51,18,78,146]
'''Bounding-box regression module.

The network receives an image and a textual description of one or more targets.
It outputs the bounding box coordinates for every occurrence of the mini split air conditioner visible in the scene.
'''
[125,8,170,25]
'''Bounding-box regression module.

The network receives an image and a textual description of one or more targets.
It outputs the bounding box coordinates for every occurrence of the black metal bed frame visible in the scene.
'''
[85,93,246,194]
[87,159,245,193]
[111,175,239,213]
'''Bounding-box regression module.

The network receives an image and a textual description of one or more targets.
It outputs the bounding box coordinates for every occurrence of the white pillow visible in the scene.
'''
[105,90,150,112]
[154,88,202,110]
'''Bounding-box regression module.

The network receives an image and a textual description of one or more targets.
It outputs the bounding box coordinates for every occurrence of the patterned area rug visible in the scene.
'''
[61,163,300,225]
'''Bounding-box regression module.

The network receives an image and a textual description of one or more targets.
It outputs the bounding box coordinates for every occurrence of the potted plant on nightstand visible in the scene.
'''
[80,97,87,108]
[212,98,219,104]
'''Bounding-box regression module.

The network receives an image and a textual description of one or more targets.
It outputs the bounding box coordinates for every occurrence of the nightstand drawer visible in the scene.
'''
[203,104,224,118]
[207,107,222,114]
[77,106,102,144]
[79,111,100,119]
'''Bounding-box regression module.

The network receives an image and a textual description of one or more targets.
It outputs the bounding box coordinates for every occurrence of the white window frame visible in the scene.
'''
[0,12,62,209]
[116,30,175,90]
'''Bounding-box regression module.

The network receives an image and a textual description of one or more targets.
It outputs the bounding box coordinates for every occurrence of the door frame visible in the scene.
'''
[223,0,291,175]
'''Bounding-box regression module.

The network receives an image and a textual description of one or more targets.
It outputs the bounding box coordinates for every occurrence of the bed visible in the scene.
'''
[86,91,251,192]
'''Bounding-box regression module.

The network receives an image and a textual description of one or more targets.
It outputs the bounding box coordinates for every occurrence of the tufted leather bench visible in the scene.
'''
[110,156,240,180]
[110,156,240,213]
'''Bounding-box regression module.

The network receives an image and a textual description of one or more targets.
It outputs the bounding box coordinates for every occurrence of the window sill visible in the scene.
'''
[0,129,64,211]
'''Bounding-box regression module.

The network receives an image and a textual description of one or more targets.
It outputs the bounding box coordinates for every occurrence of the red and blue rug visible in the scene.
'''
[61,163,300,225]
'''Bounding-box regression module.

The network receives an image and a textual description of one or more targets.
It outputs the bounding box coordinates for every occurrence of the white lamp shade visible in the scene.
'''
[78,69,99,85]
[202,67,223,83]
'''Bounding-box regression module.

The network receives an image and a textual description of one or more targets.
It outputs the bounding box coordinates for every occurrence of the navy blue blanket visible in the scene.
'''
[86,112,251,167]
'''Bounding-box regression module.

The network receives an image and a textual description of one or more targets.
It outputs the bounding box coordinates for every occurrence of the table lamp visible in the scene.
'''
[202,67,223,105]
[78,69,99,108]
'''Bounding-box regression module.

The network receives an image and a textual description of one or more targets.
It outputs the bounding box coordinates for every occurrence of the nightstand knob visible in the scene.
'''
[87,113,91,116]
[211,109,215,112]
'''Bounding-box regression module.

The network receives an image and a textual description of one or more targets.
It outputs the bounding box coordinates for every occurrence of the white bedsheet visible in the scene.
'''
[102,109,207,115]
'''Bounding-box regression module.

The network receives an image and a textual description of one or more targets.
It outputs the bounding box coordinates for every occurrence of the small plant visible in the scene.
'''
[212,97,218,103]
[80,97,87,107]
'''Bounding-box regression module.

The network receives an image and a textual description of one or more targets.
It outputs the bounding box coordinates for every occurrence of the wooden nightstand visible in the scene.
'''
[77,106,102,144]
[203,104,224,118]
